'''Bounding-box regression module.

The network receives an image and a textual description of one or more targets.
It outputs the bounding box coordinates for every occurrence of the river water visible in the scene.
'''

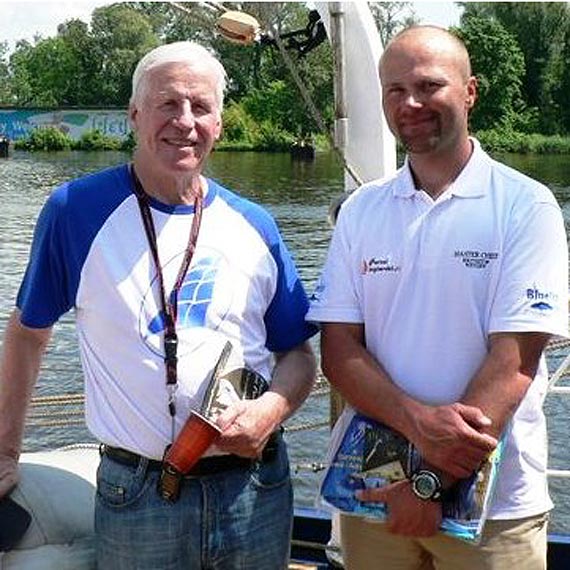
[1,149,569,533]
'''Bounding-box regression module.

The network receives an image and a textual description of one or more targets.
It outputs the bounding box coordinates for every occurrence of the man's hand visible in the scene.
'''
[215,394,281,458]
[0,455,19,498]
[357,480,442,537]
[411,403,498,478]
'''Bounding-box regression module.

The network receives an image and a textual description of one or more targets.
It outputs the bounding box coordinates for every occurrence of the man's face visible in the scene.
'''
[129,63,222,177]
[380,35,476,157]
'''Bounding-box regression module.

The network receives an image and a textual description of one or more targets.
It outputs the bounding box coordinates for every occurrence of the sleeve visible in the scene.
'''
[489,196,569,338]
[306,204,364,324]
[16,188,74,328]
[263,226,318,353]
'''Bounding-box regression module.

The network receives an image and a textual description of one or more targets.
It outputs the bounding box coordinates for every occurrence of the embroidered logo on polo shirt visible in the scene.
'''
[454,249,498,269]
[526,287,556,311]
[361,256,401,275]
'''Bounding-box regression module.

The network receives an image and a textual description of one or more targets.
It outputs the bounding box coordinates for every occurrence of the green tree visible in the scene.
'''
[460,2,570,134]
[56,19,100,106]
[454,16,527,132]
[556,25,570,133]
[0,42,12,104]
[9,36,79,106]
[90,3,158,106]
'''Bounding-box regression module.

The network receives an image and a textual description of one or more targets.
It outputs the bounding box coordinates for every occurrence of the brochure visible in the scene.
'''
[320,412,505,543]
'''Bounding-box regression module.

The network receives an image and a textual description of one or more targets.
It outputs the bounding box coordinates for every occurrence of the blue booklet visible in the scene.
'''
[320,412,505,543]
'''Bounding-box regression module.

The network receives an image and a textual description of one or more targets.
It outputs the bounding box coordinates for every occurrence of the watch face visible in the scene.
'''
[412,470,441,501]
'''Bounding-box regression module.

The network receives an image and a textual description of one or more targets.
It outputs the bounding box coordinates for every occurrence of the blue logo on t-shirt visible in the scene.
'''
[530,301,553,311]
[148,257,219,333]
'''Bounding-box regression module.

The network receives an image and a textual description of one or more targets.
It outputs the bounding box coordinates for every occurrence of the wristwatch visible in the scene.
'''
[410,469,443,501]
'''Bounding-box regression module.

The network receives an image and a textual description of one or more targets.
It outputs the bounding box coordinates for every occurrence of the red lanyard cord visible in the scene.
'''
[130,165,204,423]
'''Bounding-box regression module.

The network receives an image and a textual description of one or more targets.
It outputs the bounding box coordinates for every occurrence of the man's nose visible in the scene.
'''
[173,101,194,129]
[404,92,423,108]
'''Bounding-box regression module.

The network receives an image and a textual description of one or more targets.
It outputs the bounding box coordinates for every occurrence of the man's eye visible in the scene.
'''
[193,102,210,114]
[423,82,441,93]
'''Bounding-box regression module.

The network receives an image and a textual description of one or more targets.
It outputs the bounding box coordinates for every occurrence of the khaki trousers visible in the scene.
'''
[339,512,548,570]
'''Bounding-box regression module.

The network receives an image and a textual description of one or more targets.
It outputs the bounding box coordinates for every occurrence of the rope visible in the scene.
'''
[269,27,363,187]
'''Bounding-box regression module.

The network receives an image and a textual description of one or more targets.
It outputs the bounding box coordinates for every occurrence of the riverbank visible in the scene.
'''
[11,125,570,155]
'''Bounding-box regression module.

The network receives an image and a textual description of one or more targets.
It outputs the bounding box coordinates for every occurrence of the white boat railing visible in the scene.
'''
[545,338,570,478]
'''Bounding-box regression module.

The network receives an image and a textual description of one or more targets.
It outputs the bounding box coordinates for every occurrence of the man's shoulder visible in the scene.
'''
[340,173,399,216]
[208,178,280,238]
[50,163,130,205]
[43,164,132,232]
[487,155,557,205]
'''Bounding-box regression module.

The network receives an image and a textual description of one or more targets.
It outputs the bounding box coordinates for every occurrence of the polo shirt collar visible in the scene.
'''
[394,138,490,199]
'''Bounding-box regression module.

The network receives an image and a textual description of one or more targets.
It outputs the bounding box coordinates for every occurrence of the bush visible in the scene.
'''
[476,129,570,154]
[252,120,295,152]
[222,102,256,144]
[15,126,73,151]
[75,129,122,151]
[120,130,136,152]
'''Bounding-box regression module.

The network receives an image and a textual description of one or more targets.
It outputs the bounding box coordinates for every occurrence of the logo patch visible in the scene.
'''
[454,250,498,269]
[140,251,231,356]
[361,256,400,275]
[526,287,557,312]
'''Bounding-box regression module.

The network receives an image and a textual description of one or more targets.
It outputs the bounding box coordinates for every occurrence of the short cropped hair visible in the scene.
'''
[131,41,227,110]
[380,25,472,80]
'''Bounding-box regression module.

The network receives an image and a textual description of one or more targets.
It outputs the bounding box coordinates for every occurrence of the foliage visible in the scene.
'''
[459,2,570,134]
[0,42,11,103]
[221,101,257,144]
[120,130,137,152]
[5,2,570,149]
[476,129,570,154]
[14,126,73,151]
[89,4,159,106]
[454,17,526,132]
[76,129,122,151]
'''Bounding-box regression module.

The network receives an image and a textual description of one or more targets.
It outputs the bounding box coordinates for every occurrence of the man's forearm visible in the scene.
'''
[321,323,496,477]
[321,323,418,433]
[461,332,550,439]
[263,341,317,425]
[0,310,51,459]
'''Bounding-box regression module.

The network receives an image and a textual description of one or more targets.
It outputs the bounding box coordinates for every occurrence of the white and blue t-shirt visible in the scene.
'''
[18,164,316,458]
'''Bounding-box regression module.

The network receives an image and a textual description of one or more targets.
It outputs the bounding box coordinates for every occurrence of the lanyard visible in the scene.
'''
[130,165,204,439]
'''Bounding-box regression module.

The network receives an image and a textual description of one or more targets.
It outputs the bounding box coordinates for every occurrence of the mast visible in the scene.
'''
[316,2,397,425]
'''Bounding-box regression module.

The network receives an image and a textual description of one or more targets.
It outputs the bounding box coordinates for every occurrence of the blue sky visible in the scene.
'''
[0,1,463,54]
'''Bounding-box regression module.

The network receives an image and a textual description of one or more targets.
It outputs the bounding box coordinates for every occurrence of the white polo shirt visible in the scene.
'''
[307,139,568,519]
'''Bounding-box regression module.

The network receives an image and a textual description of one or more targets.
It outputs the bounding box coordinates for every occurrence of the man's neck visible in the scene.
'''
[408,138,474,200]
[132,161,204,206]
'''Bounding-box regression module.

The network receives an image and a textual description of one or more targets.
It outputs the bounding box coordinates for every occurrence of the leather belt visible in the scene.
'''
[100,445,254,476]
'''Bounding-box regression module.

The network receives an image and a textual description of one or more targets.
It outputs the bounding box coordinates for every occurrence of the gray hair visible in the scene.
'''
[131,41,227,110]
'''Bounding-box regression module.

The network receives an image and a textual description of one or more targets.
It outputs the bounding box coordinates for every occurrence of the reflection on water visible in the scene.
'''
[0,149,569,532]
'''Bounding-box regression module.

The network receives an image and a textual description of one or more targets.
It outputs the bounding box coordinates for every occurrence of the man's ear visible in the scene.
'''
[466,76,477,110]
[128,103,138,130]
[215,116,223,141]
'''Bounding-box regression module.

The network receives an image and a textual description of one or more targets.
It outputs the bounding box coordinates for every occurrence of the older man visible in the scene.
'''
[0,42,317,569]
[308,26,567,569]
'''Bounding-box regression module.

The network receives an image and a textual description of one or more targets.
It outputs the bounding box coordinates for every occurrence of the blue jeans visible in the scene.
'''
[95,438,293,569]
